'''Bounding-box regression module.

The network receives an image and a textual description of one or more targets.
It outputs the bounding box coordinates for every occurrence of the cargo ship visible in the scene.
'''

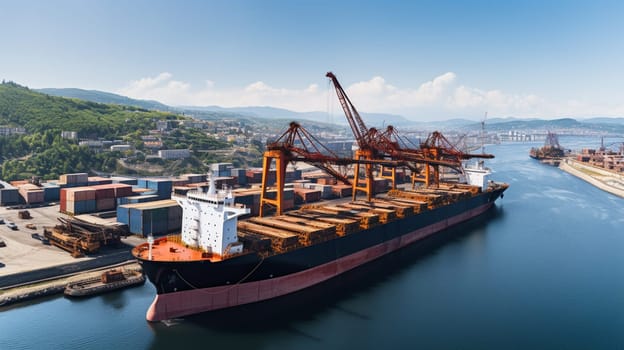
[529,131,567,166]
[133,165,508,322]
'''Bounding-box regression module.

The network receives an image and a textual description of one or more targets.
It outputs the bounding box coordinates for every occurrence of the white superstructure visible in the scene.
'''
[174,176,249,256]
[462,160,492,190]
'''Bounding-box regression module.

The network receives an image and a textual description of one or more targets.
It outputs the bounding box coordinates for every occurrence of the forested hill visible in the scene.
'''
[0,81,231,181]
[0,81,180,139]
[36,88,170,112]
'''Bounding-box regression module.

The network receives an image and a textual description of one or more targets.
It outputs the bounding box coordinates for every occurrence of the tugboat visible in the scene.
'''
[64,268,145,297]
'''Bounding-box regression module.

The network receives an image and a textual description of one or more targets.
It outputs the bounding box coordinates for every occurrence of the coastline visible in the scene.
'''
[559,158,624,198]
[0,260,141,307]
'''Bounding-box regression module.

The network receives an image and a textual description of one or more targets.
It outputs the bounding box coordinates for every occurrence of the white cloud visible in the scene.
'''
[116,72,624,120]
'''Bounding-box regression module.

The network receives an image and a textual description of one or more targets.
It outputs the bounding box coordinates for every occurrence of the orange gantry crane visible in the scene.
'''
[327,72,495,189]
[326,72,462,193]
[259,122,404,216]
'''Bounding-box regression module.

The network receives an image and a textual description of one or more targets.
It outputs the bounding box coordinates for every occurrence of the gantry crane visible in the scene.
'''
[326,71,380,201]
[259,122,405,216]
[326,72,462,194]
[327,72,495,190]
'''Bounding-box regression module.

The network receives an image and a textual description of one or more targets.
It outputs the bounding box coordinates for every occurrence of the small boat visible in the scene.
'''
[64,268,145,297]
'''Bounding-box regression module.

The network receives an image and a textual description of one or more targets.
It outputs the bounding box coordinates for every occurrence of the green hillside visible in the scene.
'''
[36,88,170,111]
[0,81,234,181]
[1,81,178,138]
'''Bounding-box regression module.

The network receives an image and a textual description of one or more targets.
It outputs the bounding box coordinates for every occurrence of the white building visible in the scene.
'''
[158,149,190,159]
[110,144,132,152]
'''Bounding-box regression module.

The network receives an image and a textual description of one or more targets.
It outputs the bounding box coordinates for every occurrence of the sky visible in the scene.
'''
[2,0,624,121]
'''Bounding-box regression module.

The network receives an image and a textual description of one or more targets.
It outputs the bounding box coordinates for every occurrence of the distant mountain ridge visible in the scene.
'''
[36,88,171,111]
[34,87,624,133]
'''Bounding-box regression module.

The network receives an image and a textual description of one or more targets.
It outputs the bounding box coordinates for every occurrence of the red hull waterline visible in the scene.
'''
[146,201,494,321]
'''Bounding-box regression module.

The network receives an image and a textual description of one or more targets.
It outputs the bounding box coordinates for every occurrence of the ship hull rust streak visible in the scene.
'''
[145,200,495,321]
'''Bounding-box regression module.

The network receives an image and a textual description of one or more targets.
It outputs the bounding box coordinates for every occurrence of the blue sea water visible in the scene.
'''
[2,137,624,349]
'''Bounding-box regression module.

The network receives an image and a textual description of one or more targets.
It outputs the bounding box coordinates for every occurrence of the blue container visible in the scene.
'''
[117,205,130,225]
[0,188,19,205]
[43,184,61,202]
[71,199,96,214]
[129,207,169,236]
[137,179,148,188]
[146,179,173,200]
[117,194,159,205]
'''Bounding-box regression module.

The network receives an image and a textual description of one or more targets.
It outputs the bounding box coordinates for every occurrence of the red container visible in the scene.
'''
[294,188,321,204]
[96,198,116,211]
[331,184,352,198]
[66,187,96,201]
[92,185,115,200]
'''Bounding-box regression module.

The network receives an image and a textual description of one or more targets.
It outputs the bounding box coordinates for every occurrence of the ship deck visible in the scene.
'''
[133,183,508,263]
[134,237,224,262]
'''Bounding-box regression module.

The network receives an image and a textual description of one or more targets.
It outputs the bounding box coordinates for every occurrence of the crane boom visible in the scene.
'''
[326,72,371,150]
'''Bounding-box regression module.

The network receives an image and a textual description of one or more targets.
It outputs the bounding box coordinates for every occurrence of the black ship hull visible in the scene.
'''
[137,186,506,321]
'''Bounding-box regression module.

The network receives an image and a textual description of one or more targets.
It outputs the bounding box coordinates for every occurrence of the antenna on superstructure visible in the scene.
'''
[147,233,154,260]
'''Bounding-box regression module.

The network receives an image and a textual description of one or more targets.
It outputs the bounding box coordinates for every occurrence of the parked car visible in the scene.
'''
[0,238,6,247]
[6,222,18,230]
[0,218,5,224]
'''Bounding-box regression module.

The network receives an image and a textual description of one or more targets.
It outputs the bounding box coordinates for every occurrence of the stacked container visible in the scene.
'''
[110,176,138,186]
[331,184,352,198]
[117,194,160,206]
[293,187,322,204]
[230,168,248,185]
[233,190,260,216]
[137,178,173,200]
[116,200,182,236]
[92,184,116,211]
[87,176,113,186]
[0,181,19,205]
[60,187,96,214]
[210,162,233,177]
[245,168,264,184]
[58,173,89,187]
[182,173,207,184]
[18,184,44,204]
[42,183,61,202]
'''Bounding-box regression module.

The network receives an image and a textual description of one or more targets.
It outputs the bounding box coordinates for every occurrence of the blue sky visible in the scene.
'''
[2,0,624,121]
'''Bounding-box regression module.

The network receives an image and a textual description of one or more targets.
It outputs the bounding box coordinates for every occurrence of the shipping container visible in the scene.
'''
[65,199,96,215]
[62,187,96,201]
[138,178,173,199]
[182,173,207,183]
[110,176,138,185]
[96,198,116,211]
[42,183,61,202]
[119,200,181,236]
[59,172,88,185]
[117,205,130,226]
[331,184,352,198]
[0,181,20,205]
[171,177,189,187]
[106,183,134,198]
[210,162,233,177]
[117,194,160,205]
[18,184,45,204]
[92,185,115,199]
[88,176,113,186]
[294,188,322,204]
